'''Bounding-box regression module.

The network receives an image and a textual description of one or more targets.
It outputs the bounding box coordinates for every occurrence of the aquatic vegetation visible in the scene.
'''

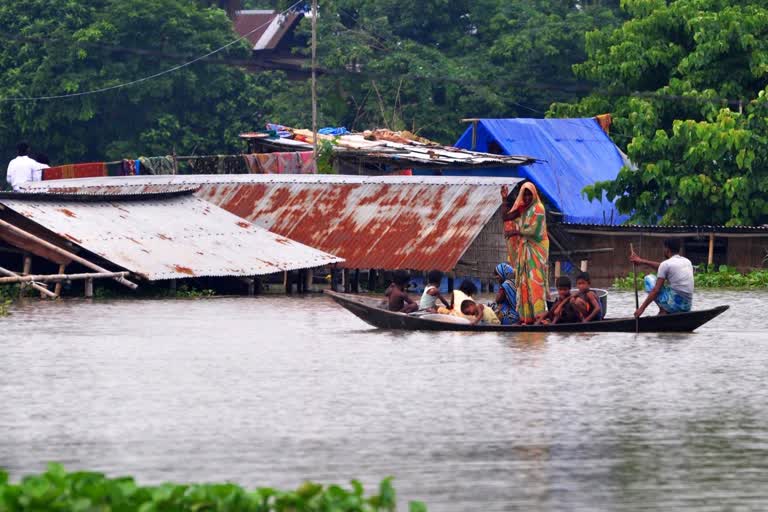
[0,464,426,512]
[0,299,10,317]
[614,267,768,290]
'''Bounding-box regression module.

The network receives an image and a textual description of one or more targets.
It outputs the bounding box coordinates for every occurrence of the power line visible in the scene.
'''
[0,0,304,102]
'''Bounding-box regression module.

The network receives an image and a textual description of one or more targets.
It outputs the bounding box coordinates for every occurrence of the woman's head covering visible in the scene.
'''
[510,182,541,213]
[495,262,515,282]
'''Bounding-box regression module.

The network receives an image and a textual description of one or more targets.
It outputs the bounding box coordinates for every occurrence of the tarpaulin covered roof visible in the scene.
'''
[0,189,342,280]
[455,118,630,224]
[23,175,525,271]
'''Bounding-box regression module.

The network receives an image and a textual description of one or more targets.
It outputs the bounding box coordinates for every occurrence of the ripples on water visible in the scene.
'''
[1,290,767,511]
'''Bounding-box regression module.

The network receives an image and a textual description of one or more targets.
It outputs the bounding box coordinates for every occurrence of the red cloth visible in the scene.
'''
[43,162,108,181]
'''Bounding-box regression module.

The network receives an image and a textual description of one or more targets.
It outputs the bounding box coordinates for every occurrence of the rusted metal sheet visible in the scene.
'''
[0,191,343,280]
[23,175,523,271]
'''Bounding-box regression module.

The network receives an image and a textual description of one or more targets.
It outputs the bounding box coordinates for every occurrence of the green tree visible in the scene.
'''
[280,0,622,143]
[551,0,768,226]
[0,0,283,165]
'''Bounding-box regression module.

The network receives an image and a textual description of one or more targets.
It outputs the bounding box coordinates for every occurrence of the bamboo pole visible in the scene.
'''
[707,233,715,266]
[0,270,130,284]
[84,278,94,298]
[311,0,318,162]
[0,218,138,289]
[0,266,57,298]
[20,255,31,298]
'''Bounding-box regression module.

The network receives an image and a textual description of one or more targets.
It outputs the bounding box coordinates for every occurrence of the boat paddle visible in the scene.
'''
[630,243,639,334]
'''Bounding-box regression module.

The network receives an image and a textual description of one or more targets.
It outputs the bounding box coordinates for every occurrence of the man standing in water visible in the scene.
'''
[6,142,46,191]
[630,239,694,317]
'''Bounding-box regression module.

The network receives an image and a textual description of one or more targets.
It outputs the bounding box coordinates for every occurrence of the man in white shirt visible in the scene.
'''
[6,142,46,191]
[630,238,694,317]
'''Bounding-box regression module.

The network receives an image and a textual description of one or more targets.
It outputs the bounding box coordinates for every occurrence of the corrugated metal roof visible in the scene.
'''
[561,222,768,234]
[22,175,525,271]
[242,131,536,169]
[233,10,303,51]
[0,192,343,280]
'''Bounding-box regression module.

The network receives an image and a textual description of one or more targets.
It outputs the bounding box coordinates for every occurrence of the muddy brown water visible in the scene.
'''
[1,290,766,511]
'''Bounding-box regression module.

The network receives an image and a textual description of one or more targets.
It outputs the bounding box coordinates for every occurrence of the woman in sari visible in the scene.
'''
[491,262,519,325]
[505,182,549,324]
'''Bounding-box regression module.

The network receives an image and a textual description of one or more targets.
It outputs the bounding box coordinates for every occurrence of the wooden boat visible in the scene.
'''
[324,291,728,333]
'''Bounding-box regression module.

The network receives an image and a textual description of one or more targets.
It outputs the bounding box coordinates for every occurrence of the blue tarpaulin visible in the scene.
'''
[452,118,629,224]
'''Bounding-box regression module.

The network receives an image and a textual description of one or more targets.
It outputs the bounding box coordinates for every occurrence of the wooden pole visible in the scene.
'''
[0,218,138,289]
[311,0,318,162]
[707,233,715,267]
[20,255,31,298]
[54,264,66,297]
[84,278,94,298]
[554,261,561,279]
[630,243,640,334]
[0,266,57,298]
[305,268,313,292]
[0,270,129,284]
[580,260,588,272]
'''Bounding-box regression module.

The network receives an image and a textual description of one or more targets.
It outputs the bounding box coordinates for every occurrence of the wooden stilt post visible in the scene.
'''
[84,278,94,298]
[54,264,66,297]
[254,277,263,295]
[20,255,31,298]
[305,268,314,292]
[169,279,177,294]
[707,233,715,267]
[352,269,360,293]
[368,269,377,292]
[343,269,350,293]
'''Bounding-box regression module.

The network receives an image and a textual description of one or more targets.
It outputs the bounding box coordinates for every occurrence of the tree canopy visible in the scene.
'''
[551,0,768,226]
[0,0,283,165]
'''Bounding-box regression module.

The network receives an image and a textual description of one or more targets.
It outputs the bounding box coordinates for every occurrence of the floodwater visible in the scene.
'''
[1,290,767,511]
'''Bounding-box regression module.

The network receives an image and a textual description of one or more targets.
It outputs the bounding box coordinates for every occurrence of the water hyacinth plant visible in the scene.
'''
[613,266,768,290]
[0,464,427,512]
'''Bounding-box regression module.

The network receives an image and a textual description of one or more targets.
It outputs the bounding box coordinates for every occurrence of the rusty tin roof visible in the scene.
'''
[0,189,343,280]
[22,175,524,271]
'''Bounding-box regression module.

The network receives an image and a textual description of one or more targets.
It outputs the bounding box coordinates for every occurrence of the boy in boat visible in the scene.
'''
[436,279,478,318]
[570,272,603,322]
[419,270,451,312]
[385,270,419,314]
[535,276,579,324]
[460,299,501,325]
[630,238,694,317]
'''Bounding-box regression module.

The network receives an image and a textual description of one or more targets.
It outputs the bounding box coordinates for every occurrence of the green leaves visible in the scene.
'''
[0,466,423,511]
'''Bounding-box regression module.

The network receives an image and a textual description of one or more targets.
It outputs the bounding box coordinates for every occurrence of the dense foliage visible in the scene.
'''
[613,267,768,290]
[551,0,768,226]
[0,0,283,165]
[0,464,427,511]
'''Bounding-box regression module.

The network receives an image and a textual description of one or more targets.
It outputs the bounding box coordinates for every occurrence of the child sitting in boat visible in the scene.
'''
[536,276,579,325]
[570,272,602,322]
[419,270,451,312]
[385,270,419,314]
[437,280,478,319]
[460,299,501,325]
[491,263,519,325]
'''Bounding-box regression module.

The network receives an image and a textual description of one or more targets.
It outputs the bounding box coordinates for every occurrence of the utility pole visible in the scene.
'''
[311,0,318,162]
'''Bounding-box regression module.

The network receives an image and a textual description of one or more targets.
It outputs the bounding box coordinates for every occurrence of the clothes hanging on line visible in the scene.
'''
[43,162,108,181]
[138,156,175,175]
[243,152,316,174]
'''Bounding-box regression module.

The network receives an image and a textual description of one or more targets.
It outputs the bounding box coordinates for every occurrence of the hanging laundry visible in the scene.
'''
[186,155,248,175]
[43,162,107,181]
[243,152,316,174]
[265,123,293,138]
[138,156,175,175]
[121,160,137,176]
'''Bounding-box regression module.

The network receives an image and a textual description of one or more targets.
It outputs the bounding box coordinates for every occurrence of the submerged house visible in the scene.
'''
[0,187,342,297]
[24,175,528,285]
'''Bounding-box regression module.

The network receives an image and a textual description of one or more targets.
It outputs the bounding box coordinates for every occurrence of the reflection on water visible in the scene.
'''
[1,290,767,511]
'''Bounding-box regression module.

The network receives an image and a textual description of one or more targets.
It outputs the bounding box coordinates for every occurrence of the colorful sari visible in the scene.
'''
[492,263,519,325]
[510,183,549,323]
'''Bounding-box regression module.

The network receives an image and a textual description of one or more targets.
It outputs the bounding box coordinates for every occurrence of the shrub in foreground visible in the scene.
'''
[0,464,427,512]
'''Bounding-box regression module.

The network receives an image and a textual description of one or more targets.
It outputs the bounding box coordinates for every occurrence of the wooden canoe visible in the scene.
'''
[324,291,728,333]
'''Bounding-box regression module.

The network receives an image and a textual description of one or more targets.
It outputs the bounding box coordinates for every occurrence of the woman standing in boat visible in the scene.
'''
[500,184,521,265]
[503,182,550,324]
